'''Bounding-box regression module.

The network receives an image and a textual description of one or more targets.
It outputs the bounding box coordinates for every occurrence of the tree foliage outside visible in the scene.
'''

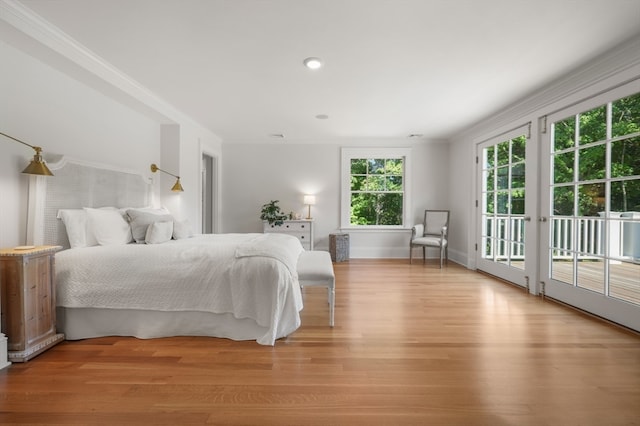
[350,158,404,225]
[484,136,526,217]
[552,91,640,217]
[482,135,527,259]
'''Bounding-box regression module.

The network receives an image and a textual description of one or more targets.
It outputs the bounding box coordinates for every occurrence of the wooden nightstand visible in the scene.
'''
[0,245,64,362]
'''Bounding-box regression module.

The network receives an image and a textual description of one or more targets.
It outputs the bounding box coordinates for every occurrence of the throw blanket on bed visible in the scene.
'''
[235,233,301,276]
[55,233,304,345]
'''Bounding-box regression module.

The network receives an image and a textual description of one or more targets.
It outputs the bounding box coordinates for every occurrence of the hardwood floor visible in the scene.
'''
[1,259,639,425]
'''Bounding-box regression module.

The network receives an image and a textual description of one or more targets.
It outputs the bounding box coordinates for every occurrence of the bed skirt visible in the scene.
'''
[57,307,280,343]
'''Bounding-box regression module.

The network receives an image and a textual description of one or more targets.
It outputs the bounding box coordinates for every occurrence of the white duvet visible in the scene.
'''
[55,233,304,345]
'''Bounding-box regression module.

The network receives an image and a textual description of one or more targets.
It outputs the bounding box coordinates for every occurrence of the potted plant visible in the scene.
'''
[260,200,288,226]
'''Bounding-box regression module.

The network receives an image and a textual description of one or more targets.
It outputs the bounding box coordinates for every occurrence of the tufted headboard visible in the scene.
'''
[27,157,151,249]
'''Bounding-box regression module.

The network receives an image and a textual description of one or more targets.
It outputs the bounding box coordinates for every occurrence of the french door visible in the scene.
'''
[539,80,640,331]
[476,123,536,288]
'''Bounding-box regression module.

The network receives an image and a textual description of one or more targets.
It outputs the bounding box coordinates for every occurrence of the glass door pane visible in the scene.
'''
[541,83,640,332]
[477,123,534,289]
[481,135,527,271]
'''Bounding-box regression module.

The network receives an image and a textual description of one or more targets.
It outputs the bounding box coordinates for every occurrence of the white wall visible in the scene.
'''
[0,37,223,248]
[175,123,223,230]
[0,40,160,248]
[221,139,449,257]
[447,135,474,266]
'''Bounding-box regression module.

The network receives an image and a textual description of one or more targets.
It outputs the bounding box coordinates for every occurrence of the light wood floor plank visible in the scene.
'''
[1,259,639,425]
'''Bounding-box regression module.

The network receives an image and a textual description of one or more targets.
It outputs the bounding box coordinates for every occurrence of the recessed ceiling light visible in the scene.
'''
[408,134,423,138]
[315,114,329,120]
[269,133,285,138]
[303,57,323,70]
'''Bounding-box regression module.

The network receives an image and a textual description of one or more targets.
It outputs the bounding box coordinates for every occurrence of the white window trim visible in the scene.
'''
[340,147,412,230]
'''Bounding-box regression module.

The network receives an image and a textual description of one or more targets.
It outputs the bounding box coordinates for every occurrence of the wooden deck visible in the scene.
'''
[551,259,640,305]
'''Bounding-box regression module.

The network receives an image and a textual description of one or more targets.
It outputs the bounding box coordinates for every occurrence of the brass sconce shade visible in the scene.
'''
[150,163,184,192]
[1,131,54,176]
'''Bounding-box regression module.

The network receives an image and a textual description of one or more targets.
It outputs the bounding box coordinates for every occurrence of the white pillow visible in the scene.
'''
[57,209,94,248]
[84,207,133,246]
[127,208,174,243]
[57,207,118,248]
[172,219,194,240]
[128,206,170,215]
[118,206,167,218]
[145,221,174,244]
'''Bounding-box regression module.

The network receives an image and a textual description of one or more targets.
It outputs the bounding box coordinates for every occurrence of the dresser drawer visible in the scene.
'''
[263,220,314,250]
[263,221,310,233]
[286,231,311,245]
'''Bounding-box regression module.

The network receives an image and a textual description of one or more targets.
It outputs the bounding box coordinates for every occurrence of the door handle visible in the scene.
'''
[524,216,531,222]
[539,217,547,222]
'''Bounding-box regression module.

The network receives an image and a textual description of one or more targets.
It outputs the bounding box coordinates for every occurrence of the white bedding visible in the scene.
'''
[55,233,304,345]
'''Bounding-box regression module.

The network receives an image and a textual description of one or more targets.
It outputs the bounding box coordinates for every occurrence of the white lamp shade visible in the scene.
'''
[303,195,316,205]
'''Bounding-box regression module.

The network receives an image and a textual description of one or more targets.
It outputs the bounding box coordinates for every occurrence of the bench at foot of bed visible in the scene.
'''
[297,251,335,327]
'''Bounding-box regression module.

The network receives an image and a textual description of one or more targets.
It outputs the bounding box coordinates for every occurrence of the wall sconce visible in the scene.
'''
[303,195,316,219]
[150,163,184,192]
[1,131,54,176]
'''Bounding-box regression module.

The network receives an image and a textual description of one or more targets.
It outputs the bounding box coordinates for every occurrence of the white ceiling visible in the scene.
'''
[12,0,640,142]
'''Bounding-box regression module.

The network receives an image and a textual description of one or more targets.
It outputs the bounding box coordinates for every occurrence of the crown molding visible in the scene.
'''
[0,0,216,137]
[507,35,640,116]
[451,34,640,142]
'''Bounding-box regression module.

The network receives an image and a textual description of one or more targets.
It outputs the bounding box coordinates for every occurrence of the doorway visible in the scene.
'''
[475,81,639,332]
[201,153,217,234]
[476,123,536,289]
[539,82,640,331]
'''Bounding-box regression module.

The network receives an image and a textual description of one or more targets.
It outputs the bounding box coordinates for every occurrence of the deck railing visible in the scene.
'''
[484,213,640,261]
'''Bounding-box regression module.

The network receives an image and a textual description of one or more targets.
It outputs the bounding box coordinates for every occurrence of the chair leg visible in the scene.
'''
[409,245,413,264]
[422,247,426,264]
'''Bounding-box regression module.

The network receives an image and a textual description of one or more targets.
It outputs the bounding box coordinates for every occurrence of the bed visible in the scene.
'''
[27,158,304,345]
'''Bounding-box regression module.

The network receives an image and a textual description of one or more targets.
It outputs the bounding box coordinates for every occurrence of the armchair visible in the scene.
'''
[409,210,450,268]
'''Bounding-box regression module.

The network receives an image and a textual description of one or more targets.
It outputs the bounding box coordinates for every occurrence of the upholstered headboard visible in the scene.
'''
[27,157,151,248]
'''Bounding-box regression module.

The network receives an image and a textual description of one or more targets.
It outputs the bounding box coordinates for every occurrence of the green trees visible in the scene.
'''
[350,158,404,225]
[484,136,526,216]
[552,91,640,217]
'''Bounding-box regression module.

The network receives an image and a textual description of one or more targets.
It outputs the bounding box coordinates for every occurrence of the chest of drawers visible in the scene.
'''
[263,220,314,250]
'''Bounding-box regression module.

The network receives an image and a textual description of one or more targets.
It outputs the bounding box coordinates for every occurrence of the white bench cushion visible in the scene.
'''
[297,251,335,281]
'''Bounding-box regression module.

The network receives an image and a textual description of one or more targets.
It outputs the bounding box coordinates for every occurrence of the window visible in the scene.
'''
[341,148,411,228]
